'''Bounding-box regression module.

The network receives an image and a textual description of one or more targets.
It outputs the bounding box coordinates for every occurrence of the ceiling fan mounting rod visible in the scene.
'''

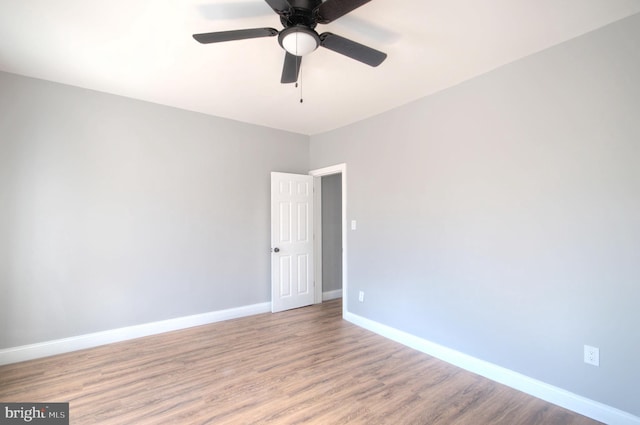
[289,0,322,12]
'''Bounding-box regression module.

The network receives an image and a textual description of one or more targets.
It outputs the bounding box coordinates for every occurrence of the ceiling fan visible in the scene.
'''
[193,0,387,84]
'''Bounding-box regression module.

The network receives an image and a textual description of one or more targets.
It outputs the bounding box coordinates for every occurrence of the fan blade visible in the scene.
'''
[281,52,302,84]
[193,28,278,44]
[315,0,371,24]
[264,0,293,15]
[319,32,386,66]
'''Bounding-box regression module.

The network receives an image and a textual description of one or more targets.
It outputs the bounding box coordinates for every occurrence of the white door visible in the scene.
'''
[271,172,314,313]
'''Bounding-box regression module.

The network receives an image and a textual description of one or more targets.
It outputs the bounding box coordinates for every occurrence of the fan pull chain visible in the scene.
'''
[293,68,303,103]
[299,71,303,103]
[295,35,303,103]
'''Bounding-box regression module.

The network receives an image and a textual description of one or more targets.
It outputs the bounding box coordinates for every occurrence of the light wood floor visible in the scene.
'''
[0,299,600,424]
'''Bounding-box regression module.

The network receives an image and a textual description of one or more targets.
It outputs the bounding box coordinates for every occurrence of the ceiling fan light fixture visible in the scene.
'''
[279,27,319,56]
[193,0,388,84]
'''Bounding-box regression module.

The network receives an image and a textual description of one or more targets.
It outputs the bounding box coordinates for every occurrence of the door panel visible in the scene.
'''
[271,172,314,313]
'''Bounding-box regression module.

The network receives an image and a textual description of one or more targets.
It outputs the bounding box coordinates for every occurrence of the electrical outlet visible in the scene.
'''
[358,291,365,302]
[584,345,599,366]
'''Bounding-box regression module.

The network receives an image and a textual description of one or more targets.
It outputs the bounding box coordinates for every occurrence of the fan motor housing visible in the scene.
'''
[280,0,323,28]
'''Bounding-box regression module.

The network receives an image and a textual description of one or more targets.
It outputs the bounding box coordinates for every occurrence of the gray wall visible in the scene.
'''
[0,71,309,348]
[310,13,640,417]
[321,174,342,293]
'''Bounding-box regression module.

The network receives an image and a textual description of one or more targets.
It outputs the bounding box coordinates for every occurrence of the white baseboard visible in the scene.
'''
[344,312,640,425]
[0,302,271,366]
[322,289,343,301]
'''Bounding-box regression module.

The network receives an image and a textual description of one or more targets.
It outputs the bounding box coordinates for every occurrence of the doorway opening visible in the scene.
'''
[310,163,347,317]
[320,174,342,301]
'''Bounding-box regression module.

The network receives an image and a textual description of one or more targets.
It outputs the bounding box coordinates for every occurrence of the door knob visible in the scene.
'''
[273,247,280,253]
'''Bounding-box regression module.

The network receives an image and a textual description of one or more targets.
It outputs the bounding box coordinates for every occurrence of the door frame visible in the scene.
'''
[309,163,347,317]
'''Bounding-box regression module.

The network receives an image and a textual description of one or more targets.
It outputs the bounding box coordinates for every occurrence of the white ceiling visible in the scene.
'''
[1,1,639,135]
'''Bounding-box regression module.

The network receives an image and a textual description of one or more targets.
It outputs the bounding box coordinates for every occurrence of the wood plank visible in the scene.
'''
[0,300,601,424]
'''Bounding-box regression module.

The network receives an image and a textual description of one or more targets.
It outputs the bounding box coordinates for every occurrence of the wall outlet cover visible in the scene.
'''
[584,345,600,367]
